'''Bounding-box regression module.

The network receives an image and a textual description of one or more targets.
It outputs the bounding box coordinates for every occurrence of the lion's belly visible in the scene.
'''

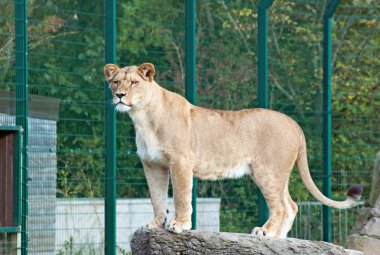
[193,158,252,180]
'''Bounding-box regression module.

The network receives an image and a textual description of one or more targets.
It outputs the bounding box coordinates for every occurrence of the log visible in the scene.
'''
[130,228,363,255]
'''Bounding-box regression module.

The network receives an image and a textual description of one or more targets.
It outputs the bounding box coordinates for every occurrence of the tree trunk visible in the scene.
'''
[131,228,363,255]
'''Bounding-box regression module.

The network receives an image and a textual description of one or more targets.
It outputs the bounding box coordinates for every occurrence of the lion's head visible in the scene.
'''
[104,63,155,112]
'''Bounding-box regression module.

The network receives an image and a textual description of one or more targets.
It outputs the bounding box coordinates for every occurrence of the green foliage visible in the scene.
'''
[56,236,99,255]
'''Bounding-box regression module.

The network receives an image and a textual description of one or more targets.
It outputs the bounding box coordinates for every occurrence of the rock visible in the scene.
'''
[346,234,380,255]
[372,207,380,217]
[351,207,372,232]
[130,228,363,255]
[345,151,380,255]
[360,217,380,237]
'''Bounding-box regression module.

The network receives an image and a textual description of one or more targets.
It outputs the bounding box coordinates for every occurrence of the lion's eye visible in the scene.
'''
[110,81,120,89]
[131,81,139,86]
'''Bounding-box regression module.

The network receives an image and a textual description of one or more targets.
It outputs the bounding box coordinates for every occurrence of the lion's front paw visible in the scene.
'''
[251,227,276,237]
[165,218,191,234]
[251,227,267,237]
[146,216,167,229]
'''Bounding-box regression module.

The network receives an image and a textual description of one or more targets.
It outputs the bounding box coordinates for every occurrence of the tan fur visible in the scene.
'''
[104,63,361,238]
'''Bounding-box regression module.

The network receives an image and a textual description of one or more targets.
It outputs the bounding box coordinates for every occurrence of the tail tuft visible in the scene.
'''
[347,184,363,201]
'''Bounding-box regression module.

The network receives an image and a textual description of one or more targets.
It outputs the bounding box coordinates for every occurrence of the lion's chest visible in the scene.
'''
[135,126,165,163]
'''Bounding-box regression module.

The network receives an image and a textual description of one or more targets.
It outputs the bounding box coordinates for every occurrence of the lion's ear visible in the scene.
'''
[137,63,155,82]
[104,64,120,81]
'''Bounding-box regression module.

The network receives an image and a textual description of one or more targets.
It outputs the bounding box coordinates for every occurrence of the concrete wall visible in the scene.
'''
[55,198,221,254]
[28,118,57,255]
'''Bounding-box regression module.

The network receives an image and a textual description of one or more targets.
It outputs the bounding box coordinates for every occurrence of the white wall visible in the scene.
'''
[55,198,221,254]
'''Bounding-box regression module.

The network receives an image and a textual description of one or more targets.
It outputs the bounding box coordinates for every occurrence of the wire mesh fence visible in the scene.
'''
[27,1,105,253]
[266,0,379,244]
[0,0,379,254]
[116,0,379,247]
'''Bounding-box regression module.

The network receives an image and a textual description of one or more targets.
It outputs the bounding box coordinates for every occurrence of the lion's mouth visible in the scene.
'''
[115,102,133,113]
[115,100,133,107]
[118,102,132,107]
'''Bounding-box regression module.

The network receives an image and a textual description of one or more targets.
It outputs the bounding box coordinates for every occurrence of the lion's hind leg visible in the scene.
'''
[251,189,286,237]
[278,183,298,237]
[250,166,297,238]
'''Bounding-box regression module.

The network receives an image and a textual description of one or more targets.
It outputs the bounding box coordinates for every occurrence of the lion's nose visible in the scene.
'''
[116,93,126,99]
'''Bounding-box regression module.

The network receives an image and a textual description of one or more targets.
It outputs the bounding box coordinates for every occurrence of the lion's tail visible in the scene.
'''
[296,131,362,209]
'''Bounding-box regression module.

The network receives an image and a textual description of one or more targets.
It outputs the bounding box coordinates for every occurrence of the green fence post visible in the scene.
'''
[257,0,274,227]
[185,0,197,230]
[104,0,117,254]
[322,0,340,243]
[15,0,28,254]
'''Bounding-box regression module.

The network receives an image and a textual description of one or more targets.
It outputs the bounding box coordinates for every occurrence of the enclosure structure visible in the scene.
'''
[0,92,59,254]
[0,0,379,254]
[0,126,22,255]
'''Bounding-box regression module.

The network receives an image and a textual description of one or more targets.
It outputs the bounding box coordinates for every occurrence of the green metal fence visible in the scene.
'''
[266,0,379,243]
[0,0,379,254]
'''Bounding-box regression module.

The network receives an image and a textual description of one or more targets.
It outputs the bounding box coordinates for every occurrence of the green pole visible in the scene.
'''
[15,0,28,254]
[104,0,117,254]
[257,0,273,227]
[322,0,339,243]
[185,0,197,230]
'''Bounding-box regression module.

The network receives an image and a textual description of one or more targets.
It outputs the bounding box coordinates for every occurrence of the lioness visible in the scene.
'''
[104,63,362,238]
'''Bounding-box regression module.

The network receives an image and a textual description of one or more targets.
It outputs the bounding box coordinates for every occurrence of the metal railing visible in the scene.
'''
[289,201,363,246]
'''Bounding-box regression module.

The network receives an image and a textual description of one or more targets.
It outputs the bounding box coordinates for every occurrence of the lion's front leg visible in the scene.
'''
[143,162,169,229]
[166,157,193,234]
